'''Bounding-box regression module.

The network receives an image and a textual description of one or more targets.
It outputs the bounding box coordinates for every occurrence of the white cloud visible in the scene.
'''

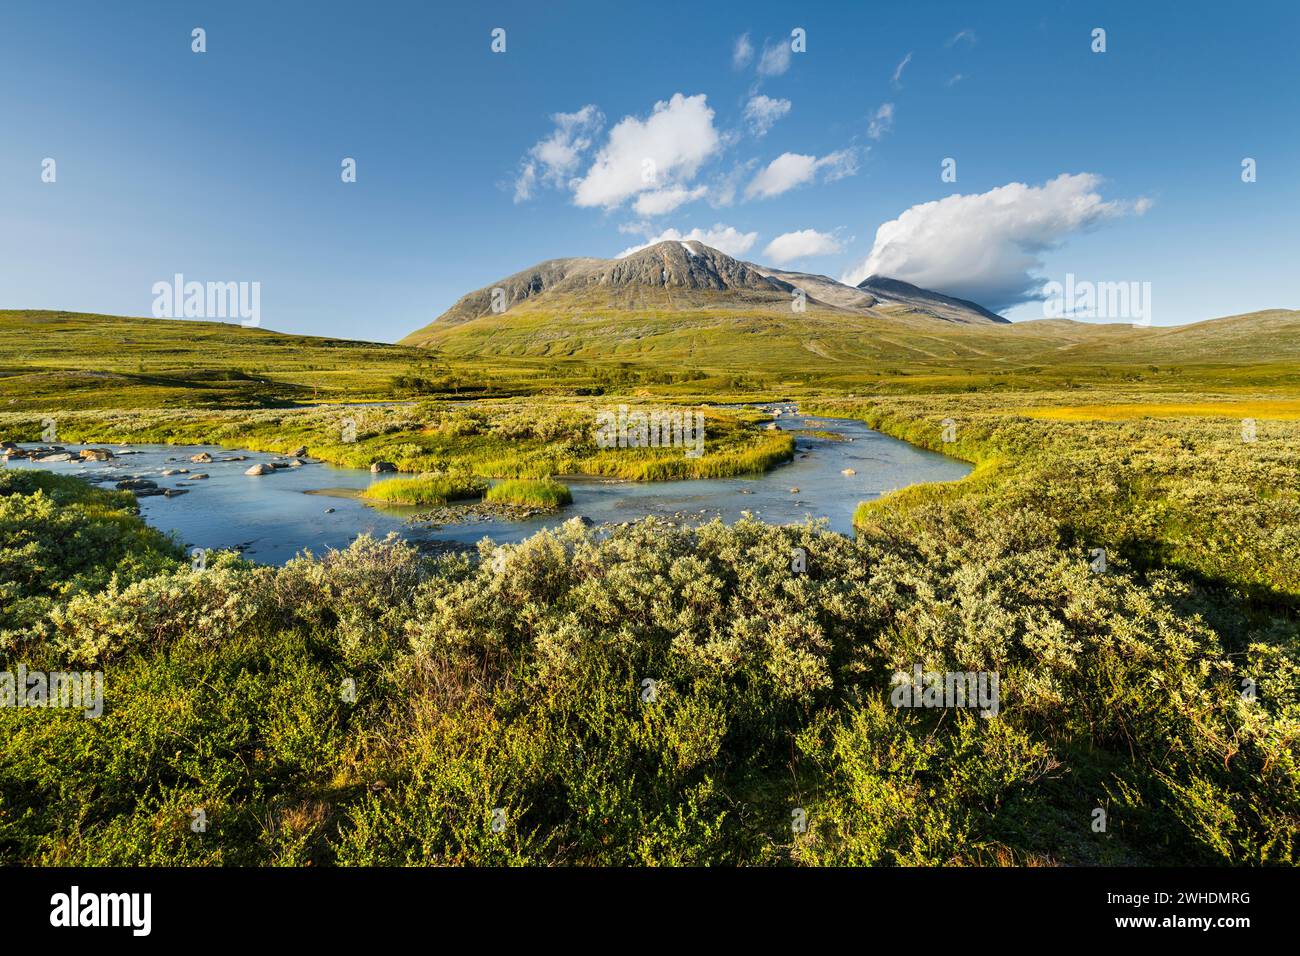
[743,95,791,137]
[840,173,1149,309]
[946,73,966,87]
[732,33,754,69]
[572,93,721,209]
[891,52,912,89]
[513,163,537,203]
[618,224,759,259]
[818,151,859,183]
[757,38,792,77]
[706,160,758,208]
[947,29,977,47]
[513,105,603,202]
[632,184,709,216]
[762,229,843,265]
[867,103,895,140]
[745,149,858,200]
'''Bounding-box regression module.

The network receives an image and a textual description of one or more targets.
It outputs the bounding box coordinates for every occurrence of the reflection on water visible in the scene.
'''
[9,407,970,564]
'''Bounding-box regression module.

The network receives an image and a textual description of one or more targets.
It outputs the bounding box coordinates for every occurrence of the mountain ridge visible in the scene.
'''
[406,240,1008,344]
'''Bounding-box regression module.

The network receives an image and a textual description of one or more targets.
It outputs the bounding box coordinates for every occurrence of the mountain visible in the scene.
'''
[402,240,1006,346]
[429,241,820,329]
[854,275,1010,325]
[396,242,1298,383]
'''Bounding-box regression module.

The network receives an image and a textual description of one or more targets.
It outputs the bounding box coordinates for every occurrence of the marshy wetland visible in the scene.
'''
[4,405,970,562]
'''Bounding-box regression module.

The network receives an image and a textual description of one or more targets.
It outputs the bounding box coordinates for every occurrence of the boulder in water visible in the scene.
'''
[116,478,158,490]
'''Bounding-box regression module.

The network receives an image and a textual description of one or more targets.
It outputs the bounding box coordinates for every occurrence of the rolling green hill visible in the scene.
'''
[5,300,1300,413]
[0,309,465,409]
[405,299,1300,392]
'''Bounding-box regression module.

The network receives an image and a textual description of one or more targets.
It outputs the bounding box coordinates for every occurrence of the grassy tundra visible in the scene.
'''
[0,311,1297,865]
[1,388,1296,865]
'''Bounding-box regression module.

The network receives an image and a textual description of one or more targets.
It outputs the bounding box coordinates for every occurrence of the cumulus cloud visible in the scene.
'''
[743,94,792,137]
[513,105,603,202]
[891,52,912,89]
[762,229,843,265]
[732,33,754,69]
[840,173,1148,310]
[745,149,858,200]
[632,184,709,216]
[867,103,895,140]
[757,38,792,77]
[572,93,721,209]
[617,223,759,259]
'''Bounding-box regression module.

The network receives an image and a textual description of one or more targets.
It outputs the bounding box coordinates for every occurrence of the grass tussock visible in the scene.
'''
[485,477,572,508]
[363,473,487,506]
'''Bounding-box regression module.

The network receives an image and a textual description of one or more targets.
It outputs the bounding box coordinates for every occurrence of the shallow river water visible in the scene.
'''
[10,407,970,564]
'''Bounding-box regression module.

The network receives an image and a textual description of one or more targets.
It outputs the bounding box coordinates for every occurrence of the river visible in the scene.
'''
[7,406,970,564]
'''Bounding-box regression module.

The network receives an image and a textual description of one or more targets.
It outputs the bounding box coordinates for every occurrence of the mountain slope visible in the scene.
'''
[856,275,1010,324]
[435,256,606,325]
[747,265,880,311]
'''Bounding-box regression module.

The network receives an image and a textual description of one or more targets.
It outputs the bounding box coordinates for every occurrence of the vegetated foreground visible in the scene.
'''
[1,386,1296,865]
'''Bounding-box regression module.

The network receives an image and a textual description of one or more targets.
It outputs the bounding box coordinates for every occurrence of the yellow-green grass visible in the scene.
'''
[8,308,1300,411]
[485,477,572,508]
[362,473,487,506]
[0,401,793,483]
[1025,399,1300,421]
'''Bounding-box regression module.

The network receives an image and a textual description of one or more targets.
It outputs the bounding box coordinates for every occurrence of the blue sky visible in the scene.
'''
[2,0,1296,340]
